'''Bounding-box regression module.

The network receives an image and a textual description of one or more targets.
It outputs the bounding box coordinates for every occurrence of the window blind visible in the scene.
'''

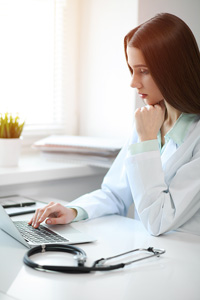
[0,0,69,136]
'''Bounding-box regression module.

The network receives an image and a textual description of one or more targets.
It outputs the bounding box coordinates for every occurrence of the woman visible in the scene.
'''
[29,13,200,236]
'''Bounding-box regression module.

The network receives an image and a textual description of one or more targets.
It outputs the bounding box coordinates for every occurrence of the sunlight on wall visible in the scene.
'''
[78,0,138,140]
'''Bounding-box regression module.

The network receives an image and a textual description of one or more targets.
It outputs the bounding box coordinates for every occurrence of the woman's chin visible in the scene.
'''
[144,99,164,106]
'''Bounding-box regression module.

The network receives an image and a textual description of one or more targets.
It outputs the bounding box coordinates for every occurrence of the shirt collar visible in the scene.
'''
[165,113,198,146]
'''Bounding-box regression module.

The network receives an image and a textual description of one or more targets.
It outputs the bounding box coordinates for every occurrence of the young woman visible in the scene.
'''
[29,13,200,236]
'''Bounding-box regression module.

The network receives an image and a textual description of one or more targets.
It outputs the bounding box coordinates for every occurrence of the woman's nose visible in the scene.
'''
[130,74,142,89]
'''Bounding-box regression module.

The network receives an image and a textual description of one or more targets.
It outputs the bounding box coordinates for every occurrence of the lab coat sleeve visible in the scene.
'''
[125,140,200,236]
[68,136,134,219]
[66,206,88,222]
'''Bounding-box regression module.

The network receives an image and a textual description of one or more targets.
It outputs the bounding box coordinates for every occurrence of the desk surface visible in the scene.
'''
[0,213,200,300]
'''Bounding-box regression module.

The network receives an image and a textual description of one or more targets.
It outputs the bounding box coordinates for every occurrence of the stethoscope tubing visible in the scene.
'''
[23,244,165,274]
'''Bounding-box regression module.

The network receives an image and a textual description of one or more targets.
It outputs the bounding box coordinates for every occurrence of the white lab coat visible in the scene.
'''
[71,117,200,236]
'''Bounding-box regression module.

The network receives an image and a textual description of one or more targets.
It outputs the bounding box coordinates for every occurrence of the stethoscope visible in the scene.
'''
[23,244,165,274]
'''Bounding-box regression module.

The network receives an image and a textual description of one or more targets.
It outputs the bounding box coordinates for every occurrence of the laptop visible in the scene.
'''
[0,205,96,248]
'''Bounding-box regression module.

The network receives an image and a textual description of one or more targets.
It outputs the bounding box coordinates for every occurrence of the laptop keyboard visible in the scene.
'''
[14,221,69,244]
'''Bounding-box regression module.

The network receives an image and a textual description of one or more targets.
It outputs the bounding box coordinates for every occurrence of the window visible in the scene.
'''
[0,0,74,142]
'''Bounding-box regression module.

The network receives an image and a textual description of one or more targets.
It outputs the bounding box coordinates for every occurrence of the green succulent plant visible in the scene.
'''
[0,113,25,138]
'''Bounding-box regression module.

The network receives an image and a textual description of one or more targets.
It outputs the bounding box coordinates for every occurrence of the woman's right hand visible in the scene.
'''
[134,101,166,142]
[28,202,77,228]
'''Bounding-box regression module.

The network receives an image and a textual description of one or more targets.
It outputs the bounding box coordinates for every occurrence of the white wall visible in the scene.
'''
[60,0,80,135]
[77,0,138,140]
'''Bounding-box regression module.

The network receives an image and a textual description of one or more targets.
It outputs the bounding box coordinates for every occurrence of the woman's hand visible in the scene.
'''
[28,202,77,228]
[134,101,166,142]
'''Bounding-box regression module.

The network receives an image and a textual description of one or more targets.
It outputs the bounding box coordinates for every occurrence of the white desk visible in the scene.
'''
[0,213,200,300]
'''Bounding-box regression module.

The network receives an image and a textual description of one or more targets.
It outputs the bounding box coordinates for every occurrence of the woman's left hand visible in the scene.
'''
[134,101,166,142]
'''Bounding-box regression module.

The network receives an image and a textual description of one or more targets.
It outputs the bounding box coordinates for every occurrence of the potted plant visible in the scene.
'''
[0,113,25,167]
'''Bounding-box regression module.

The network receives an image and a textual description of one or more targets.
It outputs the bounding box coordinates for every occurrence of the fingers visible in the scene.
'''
[135,103,164,116]
[28,202,77,228]
[28,202,56,228]
[38,202,59,224]
[134,103,165,142]
[135,105,156,120]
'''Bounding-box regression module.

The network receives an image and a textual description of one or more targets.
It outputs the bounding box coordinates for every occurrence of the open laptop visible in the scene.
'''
[0,205,96,248]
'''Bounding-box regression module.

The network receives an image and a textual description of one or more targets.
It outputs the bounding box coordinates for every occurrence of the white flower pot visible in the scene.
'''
[0,138,22,167]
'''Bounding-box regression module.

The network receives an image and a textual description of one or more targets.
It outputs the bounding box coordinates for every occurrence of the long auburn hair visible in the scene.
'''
[124,13,200,113]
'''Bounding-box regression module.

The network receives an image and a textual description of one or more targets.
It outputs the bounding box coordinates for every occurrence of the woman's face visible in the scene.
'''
[127,46,164,105]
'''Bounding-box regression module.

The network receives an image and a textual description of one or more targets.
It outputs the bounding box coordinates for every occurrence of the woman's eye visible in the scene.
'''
[140,68,149,74]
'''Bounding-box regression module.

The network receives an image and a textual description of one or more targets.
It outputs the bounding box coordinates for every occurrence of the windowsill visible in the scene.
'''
[0,151,108,186]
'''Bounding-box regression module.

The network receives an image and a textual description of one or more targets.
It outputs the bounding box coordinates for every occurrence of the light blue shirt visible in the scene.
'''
[68,113,200,236]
